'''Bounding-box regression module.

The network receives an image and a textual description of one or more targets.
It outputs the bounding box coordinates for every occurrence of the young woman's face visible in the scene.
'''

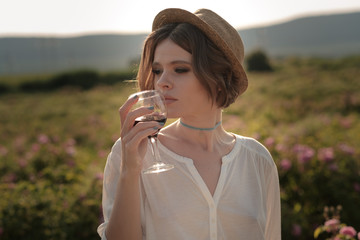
[152,38,214,119]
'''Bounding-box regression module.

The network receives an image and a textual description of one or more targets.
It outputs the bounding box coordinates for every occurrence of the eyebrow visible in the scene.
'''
[152,60,192,66]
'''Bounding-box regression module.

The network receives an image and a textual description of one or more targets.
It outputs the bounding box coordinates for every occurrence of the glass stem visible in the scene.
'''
[150,136,161,164]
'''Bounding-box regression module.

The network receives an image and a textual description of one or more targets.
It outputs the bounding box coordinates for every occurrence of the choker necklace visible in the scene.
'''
[180,120,222,131]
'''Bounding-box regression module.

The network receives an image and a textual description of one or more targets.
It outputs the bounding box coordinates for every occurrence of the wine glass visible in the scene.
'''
[130,90,174,174]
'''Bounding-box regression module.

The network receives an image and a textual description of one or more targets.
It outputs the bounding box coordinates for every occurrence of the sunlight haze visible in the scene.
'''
[1,0,360,36]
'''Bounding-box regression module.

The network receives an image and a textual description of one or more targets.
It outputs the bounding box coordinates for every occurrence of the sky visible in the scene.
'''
[1,0,360,37]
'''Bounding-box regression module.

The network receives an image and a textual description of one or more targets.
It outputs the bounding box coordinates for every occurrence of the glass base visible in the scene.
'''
[143,162,174,174]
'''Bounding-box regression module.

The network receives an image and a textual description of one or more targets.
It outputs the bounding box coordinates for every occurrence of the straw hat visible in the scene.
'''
[152,8,248,95]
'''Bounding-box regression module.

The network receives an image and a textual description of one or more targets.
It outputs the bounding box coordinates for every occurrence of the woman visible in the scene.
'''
[98,8,281,240]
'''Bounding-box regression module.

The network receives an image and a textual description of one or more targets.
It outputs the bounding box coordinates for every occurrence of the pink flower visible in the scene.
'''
[63,200,69,209]
[339,116,353,128]
[264,137,275,148]
[37,134,49,144]
[65,146,76,156]
[280,159,292,171]
[67,160,76,168]
[31,143,40,152]
[99,205,104,223]
[354,183,360,192]
[339,226,357,237]
[357,231,360,240]
[65,138,76,146]
[29,174,36,182]
[294,144,315,164]
[291,224,302,236]
[7,182,16,189]
[275,143,287,153]
[18,158,28,168]
[98,150,107,158]
[95,172,104,181]
[317,147,334,163]
[3,173,17,183]
[14,136,26,150]
[324,218,340,232]
[0,145,8,156]
[328,163,338,172]
[78,193,86,201]
[338,144,355,155]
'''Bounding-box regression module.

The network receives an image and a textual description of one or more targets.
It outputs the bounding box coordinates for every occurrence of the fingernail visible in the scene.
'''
[147,106,154,110]
[153,126,159,130]
[159,122,165,126]
[132,94,138,99]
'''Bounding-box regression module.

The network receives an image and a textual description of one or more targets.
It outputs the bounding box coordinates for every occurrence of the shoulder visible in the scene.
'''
[104,138,122,173]
[111,137,122,155]
[234,134,274,166]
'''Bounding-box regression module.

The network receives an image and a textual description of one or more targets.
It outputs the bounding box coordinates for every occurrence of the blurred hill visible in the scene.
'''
[0,34,147,76]
[241,11,360,57]
[0,10,359,76]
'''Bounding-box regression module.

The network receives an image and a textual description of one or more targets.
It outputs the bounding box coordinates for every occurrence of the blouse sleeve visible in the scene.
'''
[264,157,282,240]
[97,139,122,240]
[246,137,281,239]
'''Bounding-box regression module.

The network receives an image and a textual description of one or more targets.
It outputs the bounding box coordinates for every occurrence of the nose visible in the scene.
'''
[156,71,172,90]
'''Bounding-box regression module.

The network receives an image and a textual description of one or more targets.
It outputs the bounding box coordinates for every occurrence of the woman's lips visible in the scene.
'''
[164,96,177,105]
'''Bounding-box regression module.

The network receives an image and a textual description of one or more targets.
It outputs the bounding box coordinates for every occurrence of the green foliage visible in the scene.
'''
[0,56,360,239]
[0,131,104,239]
[223,56,360,239]
[0,82,134,239]
[47,70,100,90]
[0,179,102,240]
[0,69,137,93]
[246,49,273,72]
[0,82,11,94]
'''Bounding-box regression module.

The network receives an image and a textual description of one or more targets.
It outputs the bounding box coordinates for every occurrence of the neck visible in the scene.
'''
[175,112,227,151]
[159,111,235,154]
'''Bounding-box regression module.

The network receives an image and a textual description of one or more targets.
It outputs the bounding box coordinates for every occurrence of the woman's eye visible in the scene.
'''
[152,69,161,75]
[175,68,189,73]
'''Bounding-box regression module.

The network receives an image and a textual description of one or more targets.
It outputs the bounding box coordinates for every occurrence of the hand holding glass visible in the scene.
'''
[130,90,174,174]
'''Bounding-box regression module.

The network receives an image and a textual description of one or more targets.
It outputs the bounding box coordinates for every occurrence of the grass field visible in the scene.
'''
[0,56,359,239]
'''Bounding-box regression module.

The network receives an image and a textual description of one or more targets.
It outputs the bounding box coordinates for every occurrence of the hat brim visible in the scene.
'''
[152,8,248,95]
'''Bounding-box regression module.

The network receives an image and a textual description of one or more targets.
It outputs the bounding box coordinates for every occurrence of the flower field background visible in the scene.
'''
[0,56,359,239]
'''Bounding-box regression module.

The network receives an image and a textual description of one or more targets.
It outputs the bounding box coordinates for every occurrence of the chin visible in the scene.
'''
[166,110,180,119]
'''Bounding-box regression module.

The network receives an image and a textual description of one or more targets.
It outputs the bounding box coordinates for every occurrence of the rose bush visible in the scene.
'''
[1,57,359,239]
[314,206,359,240]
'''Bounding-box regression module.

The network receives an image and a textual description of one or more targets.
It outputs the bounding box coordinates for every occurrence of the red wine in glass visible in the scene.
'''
[134,114,167,137]
[130,90,174,174]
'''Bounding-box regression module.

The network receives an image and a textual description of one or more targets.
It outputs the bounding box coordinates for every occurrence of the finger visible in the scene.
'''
[122,119,160,142]
[119,94,139,127]
[124,123,161,149]
[121,107,155,136]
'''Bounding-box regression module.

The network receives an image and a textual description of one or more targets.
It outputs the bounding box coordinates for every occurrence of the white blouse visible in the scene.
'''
[98,134,281,240]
